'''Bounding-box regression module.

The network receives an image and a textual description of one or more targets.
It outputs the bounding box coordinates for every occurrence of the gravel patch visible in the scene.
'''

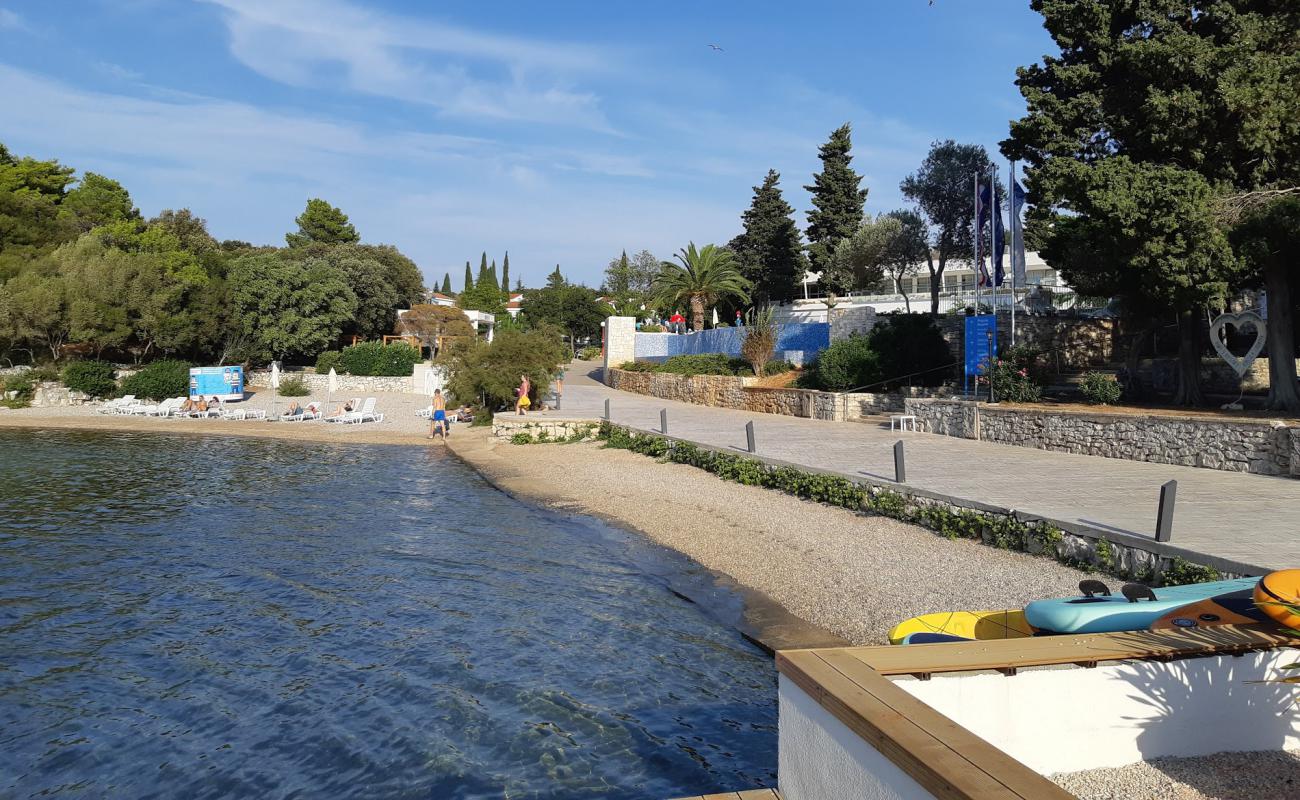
[1051,749,1300,800]
[452,431,1091,645]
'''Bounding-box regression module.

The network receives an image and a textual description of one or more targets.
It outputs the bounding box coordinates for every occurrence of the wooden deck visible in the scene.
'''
[670,790,780,800]
[776,624,1299,800]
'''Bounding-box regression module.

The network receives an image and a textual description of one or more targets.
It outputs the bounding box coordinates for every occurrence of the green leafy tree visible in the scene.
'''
[401,304,475,352]
[546,265,564,289]
[0,269,69,360]
[442,326,567,412]
[1003,0,1296,406]
[604,250,635,296]
[804,124,868,277]
[519,283,611,353]
[285,198,360,247]
[882,209,929,312]
[59,173,138,233]
[353,244,424,307]
[1232,197,1300,410]
[441,273,452,294]
[825,214,899,294]
[337,255,401,340]
[900,140,998,313]
[729,169,808,303]
[228,253,357,361]
[653,243,751,332]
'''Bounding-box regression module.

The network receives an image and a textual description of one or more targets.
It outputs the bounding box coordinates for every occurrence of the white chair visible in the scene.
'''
[99,395,136,414]
[324,398,363,423]
[890,414,919,432]
[343,397,383,424]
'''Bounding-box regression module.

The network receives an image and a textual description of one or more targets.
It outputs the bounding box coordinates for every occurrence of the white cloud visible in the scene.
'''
[0,8,25,31]
[94,61,143,81]
[197,0,615,130]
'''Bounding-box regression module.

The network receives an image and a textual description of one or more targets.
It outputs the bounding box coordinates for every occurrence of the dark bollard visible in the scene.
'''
[555,393,561,411]
[603,398,610,420]
[745,421,756,453]
[1156,480,1177,542]
[660,408,668,435]
[894,440,906,483]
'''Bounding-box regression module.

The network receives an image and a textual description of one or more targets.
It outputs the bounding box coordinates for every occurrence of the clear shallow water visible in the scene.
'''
[0,430,777,799]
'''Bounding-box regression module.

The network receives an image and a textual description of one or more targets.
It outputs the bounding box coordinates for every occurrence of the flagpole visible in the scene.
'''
[1010,160,1018,348]
[972,172,980,314]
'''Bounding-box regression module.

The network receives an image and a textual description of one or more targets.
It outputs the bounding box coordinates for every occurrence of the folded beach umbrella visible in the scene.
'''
[327,367,338,408]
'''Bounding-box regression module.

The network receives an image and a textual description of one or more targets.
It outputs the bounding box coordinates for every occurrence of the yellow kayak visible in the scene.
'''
[888,609,1036,645]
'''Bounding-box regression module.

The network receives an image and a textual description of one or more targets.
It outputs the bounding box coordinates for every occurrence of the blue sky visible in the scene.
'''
[0,0,1054,289]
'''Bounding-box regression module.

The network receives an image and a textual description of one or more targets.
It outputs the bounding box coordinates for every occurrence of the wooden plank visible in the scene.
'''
[817,650,1072,800]
[667,789,780,800]
[823,623,1295,677]
[780,650,1025,799]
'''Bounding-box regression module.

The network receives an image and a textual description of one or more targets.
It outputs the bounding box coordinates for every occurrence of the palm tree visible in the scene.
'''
[653,243,751,332]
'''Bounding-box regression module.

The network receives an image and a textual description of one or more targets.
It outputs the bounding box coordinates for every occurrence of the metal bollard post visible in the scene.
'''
[745,421,756,453]
[1155,480,1177,542]
[660,408,668,435]
[894,440,906,483]
[603,398,610,420]
[555,393,561,411]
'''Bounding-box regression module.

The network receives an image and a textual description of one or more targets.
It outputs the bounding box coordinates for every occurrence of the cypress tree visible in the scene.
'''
[488,259,499,291]
[475,252,491,288]
[501,252,510,295]
[441,273,452,294]
[547,265,565,288]
[804,123,868,275]
[463,260,474,292]
[729,169,808,303]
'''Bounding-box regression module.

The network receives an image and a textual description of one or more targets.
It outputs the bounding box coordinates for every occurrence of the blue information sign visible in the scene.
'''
[963,315,997,395]
[189,366,244,400]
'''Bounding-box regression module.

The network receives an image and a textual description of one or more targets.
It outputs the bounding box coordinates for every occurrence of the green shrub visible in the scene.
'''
[278,376,310,397]
[120,360,191,401]
[659,354,748,376]
[641,324,664,332]
[0,373,35,408]
[866,314,954,388]
[982,345,1044,403]
[1079,371,1122,405]
[315,350,342,375]
[578,346,603,360]
[61,360,117,397]
[618,361,657,372]
[338,341,421,376]
[806,334,880,391]
[27,365,60,383]
[763,359,796,376]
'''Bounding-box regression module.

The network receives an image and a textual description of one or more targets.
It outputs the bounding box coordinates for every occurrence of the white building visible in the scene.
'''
[784,250,1074,319]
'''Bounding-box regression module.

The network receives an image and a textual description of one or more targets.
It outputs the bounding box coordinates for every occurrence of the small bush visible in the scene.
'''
[120,359,191,401]
[578,346,603,360]
[338,341,421,376]
[641,324,664,333]
[618,361,657,372]
[981,345,1044,403]
[806,334,880,391]
[714,322,730,328]
[660,354,748,376]
[315,350,342,375]
[27,365,60,383]
[1079,371,1122,405]
[278,376,310,397]
[62,360,117,397]
[763,359,796,376]
[0,373,35,408]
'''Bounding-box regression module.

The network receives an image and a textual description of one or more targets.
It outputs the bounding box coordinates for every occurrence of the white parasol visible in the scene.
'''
[270,361,280,417]
[327,367,338,412]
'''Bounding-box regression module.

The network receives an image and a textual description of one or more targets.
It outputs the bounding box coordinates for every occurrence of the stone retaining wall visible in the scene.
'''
[246,370,414,394]
[491,418,601,442]
[31,382,91,407]
[606,368,842,420]
[905,398,1300,478]
[936,316,1116,371]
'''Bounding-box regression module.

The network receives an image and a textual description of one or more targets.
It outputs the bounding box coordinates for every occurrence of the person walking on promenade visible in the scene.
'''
[428,388,448,441]
[515,374,531,415]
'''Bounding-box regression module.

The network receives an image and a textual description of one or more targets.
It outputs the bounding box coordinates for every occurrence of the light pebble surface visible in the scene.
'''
[447,428,1091,645]
[1051,749,1300,800]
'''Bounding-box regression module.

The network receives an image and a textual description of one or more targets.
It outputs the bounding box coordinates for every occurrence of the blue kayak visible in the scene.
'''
[1023,576,1261,635]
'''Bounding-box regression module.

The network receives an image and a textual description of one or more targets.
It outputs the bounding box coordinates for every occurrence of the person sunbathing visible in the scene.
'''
[180,397,198,413]
[328,400,354,418]
[285,401,304,417]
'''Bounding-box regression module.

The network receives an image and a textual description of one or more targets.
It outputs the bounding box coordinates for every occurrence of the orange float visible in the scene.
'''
[1253,569,1300,631]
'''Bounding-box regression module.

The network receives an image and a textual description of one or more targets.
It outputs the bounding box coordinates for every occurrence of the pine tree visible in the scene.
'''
[501,252,510,295]
[285,198,360,247]
[463,261,474,292]
[729,169,808,303]
[441,273,452,294]
[804,124,868,275]
[515,278,524,291]
[547,265,565,288]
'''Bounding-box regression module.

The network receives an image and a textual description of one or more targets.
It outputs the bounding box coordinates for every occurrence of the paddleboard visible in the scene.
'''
[1024,576,1260,635]
[888,609,1035,645]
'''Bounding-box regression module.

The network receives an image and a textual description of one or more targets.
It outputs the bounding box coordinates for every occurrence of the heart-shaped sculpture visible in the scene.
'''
[1209,311,1267,378]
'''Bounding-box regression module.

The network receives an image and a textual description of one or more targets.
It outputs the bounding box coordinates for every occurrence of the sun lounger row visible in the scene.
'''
[97,396,266,420]
[324,397,383,424]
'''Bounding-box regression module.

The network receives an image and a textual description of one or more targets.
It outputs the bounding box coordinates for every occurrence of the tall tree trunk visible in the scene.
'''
[1262,257,1300,412]
[1122,320,1151,402]
[928,252,942,314]
[1172,308,1205,406]
[690,296,705,332]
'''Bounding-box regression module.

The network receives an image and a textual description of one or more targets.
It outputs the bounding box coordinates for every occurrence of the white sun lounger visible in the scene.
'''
[341,397,383,424]
[99,395,136,414]
[279,402,321,422]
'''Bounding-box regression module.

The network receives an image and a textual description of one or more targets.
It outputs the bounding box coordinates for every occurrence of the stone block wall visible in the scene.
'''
[245,370,414,394]
[935,316,1116,371]
[829,306,877,341]
[905,398,1300,478]
[605,368,842,421]
[31,382,91,407]
[492,418,601,442]
[842,386,951,418]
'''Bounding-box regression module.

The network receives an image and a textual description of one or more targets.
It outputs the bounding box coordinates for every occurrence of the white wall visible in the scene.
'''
[602,316,636,370]
[899,650,1300,775]
[778,675,937,800]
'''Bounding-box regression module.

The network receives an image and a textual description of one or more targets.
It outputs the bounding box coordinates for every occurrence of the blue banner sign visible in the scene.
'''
[189,366,244,400]
[963,315,997,395]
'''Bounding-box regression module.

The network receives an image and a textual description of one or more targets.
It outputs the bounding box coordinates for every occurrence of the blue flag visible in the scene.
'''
[1011,180,1027,285]
[977,184,1006,287]
[976,184,991,288]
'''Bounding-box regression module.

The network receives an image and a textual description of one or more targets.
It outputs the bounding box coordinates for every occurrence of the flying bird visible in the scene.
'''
[708,44,724,52]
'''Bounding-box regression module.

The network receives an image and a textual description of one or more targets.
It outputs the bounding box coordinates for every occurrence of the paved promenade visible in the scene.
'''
[552,363,1300,574]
